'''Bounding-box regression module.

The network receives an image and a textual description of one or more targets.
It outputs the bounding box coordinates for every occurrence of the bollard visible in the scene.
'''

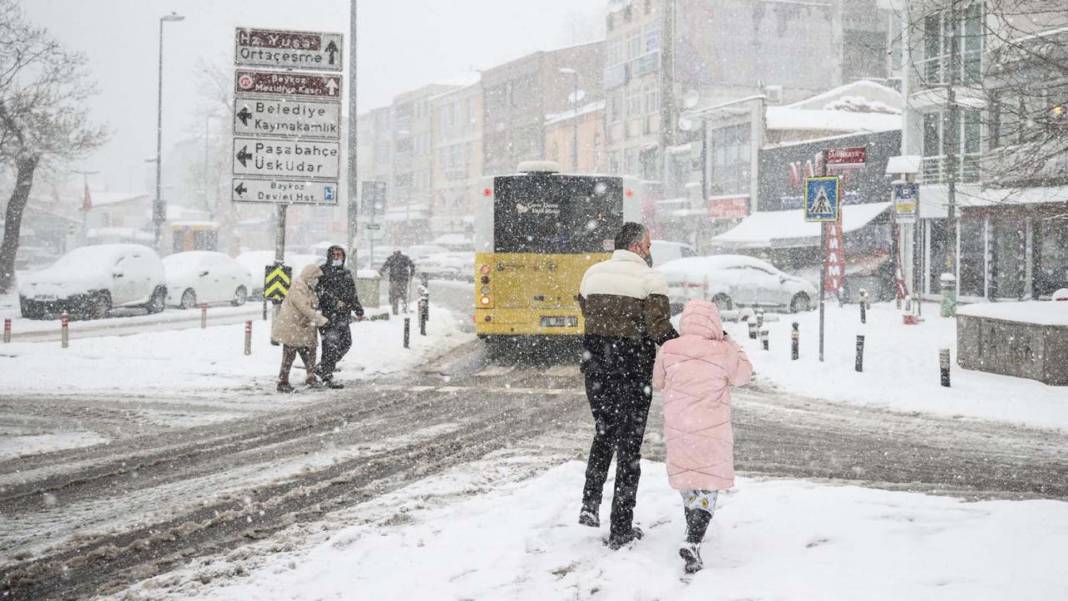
[791,322,799,360]
[262,299,268,322]
[403,317,410,349]
[244,320,252,356]
[855,335,865,372]
[3,318,10,343]
[200,304,208,329]
[61,312,69,349]
[748,321,757,340]
[939,348,951,387]
[419,299,427,336]
[859,289,868,324]
[760,328,769,351]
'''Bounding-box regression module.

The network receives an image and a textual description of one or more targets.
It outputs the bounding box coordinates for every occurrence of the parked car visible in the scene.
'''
[418,251,475,281]
[18,244,167,319]
[163,251,253,309]
[650,239,697,267]
[655,254,818,313]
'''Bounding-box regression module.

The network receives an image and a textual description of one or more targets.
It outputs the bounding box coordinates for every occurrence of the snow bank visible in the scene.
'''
[0,305,470,395]
[729,302,1068,430]
[123,461,1068,601]
[957,300,1068,326]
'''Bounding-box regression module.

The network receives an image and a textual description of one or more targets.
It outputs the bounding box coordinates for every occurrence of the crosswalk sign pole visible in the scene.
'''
[819,222,826,363]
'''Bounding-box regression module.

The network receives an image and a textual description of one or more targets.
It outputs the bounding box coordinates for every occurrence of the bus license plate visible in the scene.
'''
[541,316,577,328]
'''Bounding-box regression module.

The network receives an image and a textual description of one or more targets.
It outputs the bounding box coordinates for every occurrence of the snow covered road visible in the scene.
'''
[2,339,1066,599]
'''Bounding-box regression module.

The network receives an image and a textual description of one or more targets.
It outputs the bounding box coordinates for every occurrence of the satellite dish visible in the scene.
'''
[683,89,700,109]
[678,116,693,132]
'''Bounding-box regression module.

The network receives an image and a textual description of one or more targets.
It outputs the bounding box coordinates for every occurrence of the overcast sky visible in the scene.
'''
[19,0,605,191]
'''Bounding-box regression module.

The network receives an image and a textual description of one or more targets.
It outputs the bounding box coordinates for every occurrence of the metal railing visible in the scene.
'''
[921,154,981,183]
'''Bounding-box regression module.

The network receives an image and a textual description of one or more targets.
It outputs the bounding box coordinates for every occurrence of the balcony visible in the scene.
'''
[922,154,981,184]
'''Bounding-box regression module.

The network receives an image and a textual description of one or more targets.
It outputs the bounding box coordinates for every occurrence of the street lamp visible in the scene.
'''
[154,11,185,253]
[559,67,579,171]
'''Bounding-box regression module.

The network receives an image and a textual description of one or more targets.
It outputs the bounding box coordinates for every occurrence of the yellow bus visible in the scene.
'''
[473,162,640,348]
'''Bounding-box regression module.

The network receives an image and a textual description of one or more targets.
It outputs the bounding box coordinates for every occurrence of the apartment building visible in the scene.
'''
[481,41,604,176]
[430,82,483,242]
[900,0,1068,301]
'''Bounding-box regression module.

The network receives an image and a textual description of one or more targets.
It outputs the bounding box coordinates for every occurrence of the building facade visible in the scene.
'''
[544,101,606,173]
[900,0,1068,302]
[481,41,604,176]
[430,82,483,243]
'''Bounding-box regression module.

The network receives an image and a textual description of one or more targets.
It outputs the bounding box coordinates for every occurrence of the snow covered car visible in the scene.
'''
[18,244,167,319]
[163,251,253,309]
[655,254,817,313]
[418,251,474,280]
[650,239,697,267]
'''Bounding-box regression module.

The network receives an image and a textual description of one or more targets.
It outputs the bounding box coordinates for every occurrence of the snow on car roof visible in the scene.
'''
[655,254,776,277]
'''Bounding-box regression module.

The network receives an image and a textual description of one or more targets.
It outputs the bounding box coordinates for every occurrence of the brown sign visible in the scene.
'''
[825,146,867,166]
[234,70,342,100]
[234,28,343,72]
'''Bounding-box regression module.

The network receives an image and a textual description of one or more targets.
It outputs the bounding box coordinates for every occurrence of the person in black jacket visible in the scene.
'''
[315,245,364,388]
[379,250,415,314]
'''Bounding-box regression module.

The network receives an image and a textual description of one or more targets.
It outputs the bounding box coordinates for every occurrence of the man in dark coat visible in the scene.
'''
[379,250,415,314]
[315,245,364,388]
[577,222,678,549]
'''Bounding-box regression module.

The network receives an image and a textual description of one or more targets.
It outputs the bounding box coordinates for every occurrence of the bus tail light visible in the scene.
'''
[480,295,492,306]
[480,264,491,275]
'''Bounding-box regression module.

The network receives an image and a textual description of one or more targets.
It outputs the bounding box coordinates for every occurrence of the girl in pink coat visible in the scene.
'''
[653,299,752,574]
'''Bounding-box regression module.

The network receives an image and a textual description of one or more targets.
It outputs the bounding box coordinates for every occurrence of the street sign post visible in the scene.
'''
[264,264,293,303]
[232,137,341,181]
[806,173,842,363]
[235,28,343,72]
[893,182,919,223]
[232,98,341,138]
[232,179,337,205]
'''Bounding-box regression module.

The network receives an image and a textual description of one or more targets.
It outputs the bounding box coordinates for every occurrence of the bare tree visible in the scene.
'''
[906,0,1068,189]
[0,0,106,293]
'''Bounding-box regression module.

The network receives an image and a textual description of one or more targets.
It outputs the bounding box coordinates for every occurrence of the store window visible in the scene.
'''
[990,219,1026,299]
[1034,216,1068,298]
[959,218,985,297]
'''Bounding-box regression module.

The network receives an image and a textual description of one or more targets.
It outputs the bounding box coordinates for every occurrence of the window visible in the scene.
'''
[643,85,659,115]
[608,90,623,123]
[920,3,984,88]
[626,33,642,61]
[921,109,982,182]
[626,85,643,117]
[645,26,660,52]
[708,124,750,195]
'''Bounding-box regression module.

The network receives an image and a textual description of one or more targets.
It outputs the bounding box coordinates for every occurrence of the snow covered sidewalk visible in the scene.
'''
[115,460,1068,601]
[727,302,1068,430]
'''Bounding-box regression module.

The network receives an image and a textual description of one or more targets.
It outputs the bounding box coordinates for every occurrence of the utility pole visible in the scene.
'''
[659,0,677,185]
[347,0,359,268]
[72,170,99,246]
[945,2,960,305]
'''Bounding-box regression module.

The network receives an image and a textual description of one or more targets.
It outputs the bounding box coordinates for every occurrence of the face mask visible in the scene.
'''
[331,259,343,267]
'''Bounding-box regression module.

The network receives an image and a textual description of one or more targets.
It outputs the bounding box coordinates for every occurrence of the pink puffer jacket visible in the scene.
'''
[653,299,752,491]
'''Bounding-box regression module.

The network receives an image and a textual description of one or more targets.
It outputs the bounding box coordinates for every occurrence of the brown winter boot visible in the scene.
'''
[277,380,295,393]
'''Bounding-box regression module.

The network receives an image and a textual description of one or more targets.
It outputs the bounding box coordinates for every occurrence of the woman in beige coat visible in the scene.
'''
[271,264,329,392]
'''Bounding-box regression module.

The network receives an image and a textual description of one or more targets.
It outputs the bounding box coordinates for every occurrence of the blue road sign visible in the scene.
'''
[804,176,840,222]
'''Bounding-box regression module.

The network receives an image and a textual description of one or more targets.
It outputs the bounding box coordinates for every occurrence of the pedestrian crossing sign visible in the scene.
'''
[804,176,840,222]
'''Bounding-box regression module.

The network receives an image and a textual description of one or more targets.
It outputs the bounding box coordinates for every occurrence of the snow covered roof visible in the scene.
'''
[545,101,605,125]
[766,107,901,134]
[712,202,892,248]
[919,184,1068,218]
[88,192,150,208]
[785,80,904,113]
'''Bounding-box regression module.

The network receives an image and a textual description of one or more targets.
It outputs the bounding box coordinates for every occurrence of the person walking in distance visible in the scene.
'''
[271,264,329,393]
[653,299,752,574]
[577,222,678,549]
[380,250,415,314]
[315,245,365,389]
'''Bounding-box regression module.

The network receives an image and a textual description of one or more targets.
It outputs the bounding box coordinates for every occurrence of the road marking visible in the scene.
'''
[545,365,579,377]
[475,366,515,377]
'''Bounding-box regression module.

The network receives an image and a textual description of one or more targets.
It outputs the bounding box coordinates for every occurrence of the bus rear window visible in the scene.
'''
[494,175,622,254]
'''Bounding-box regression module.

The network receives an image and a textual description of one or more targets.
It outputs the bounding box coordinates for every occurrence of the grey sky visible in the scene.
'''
[19,0,605,192]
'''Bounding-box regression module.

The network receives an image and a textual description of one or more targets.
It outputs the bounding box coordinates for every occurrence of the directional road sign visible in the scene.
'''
[235,28,343,72]
[233,98,341,139]
[234,69,341,100]
[264,264,292,303]
[804,176,841,222]
[232,137,340,181]
[232,178,338,205]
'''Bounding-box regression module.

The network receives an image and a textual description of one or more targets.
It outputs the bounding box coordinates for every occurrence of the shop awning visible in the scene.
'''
[711,202,891,249]
[917,184,1068,218]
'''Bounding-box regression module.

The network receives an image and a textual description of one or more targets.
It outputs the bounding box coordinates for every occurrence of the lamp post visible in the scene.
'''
[154,11,185,253]
[559,67,579,171]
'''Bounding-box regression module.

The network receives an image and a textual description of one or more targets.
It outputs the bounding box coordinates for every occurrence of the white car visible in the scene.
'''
[656,254,818,313]
[418,251,474,280]
[235,251,319,298]
[18,244,167,319]
[163,251,253,309]
[650,240,697,267]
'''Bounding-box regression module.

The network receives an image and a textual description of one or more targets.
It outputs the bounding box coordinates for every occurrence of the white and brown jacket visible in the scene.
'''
[578,250,678,377]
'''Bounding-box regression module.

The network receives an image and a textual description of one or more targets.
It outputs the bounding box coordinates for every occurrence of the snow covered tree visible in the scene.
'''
[0,0,106,293]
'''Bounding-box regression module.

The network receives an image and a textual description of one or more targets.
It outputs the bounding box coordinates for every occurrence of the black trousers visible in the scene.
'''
[581,371,653,537]
[317,322,351,379]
